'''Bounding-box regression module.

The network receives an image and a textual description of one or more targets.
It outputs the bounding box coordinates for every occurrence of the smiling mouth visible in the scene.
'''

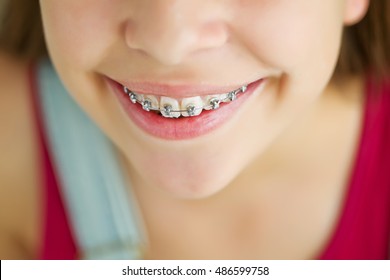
[121,83,252,118]
[109,77,266,140]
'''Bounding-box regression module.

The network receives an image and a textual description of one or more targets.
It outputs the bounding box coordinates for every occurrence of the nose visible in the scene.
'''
[124,0,228,65]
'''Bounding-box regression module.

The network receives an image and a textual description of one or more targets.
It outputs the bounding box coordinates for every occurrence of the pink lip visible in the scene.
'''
[107,78,264,140]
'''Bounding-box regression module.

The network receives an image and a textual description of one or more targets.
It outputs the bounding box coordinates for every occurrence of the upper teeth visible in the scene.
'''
[123,85,248,118]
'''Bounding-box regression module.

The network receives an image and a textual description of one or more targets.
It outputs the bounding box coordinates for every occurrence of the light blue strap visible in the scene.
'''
[37,59,145,259]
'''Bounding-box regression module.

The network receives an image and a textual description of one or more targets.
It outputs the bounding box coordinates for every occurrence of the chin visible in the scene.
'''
[141,161,238,200]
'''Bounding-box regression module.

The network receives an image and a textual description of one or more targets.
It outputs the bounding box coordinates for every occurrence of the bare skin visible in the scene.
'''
[0,51,364,259]
[130,75,364,259]
[0,53,42,259]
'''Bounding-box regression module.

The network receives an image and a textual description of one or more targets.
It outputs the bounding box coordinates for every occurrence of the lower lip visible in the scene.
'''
[108,79,264,140]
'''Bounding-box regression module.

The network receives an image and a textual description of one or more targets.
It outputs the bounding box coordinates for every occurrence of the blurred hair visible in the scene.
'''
[0,0,389,81]
[335,0,390,82]
[0,0,46,60]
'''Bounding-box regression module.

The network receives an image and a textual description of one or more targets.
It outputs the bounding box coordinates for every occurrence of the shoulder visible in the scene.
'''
[0,52,42,259]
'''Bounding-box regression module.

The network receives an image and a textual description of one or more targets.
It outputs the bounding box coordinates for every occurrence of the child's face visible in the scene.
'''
[40,0,368,198]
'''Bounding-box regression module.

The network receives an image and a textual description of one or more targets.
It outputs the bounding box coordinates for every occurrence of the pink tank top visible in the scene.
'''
[29,64,390,259]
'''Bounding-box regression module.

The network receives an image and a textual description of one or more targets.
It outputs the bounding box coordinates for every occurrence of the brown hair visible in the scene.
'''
[336,0,390,81]
[0,0,46,60]
[1,0,389,80]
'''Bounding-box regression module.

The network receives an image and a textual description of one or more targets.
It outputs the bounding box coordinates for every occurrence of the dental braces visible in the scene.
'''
[123,85,248,118]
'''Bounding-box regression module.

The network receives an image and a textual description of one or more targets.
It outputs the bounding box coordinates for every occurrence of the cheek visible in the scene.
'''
[40,0,121,69]
[235,0,345,79]
[39,0,126,119]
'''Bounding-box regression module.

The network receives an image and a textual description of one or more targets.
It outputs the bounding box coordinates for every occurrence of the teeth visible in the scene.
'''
[181,96,203,117]
[124,86,131,95]
[219,93,229,102]
[160,97,181,118]
[204,95,221,110]
[209,98,221,110]
[145,95,159,109]
[227,91,237,101]
[124,87,138,104]
[142,99,152,111]
[136,93,144,103]
[129,92,138,103]
[122,84,249,118]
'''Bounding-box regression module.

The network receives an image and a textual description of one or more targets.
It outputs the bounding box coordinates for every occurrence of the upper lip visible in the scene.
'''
[112,79,261,98]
